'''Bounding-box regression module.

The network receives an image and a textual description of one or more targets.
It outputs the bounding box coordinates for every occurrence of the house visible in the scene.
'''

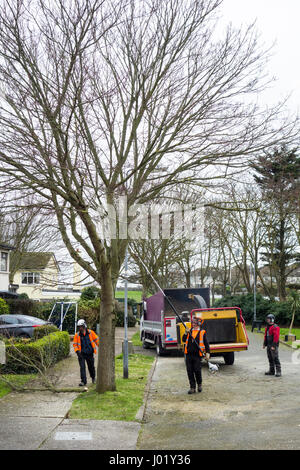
[12,251,83,301]
[12,252,60,299]
[0,243,14,292]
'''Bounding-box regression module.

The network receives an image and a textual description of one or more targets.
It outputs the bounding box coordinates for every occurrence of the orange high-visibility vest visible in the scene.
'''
[184,329,206,357]
[73,329,99,354]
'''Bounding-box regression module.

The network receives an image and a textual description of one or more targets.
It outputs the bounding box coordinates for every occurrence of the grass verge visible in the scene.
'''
[115,290,142,302]
[68,353,154,421]
[131,332,142,347]
[0,374,35,399]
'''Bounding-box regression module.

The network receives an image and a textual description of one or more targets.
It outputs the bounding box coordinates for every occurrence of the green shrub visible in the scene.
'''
[18,293,29,299]
[33,324,59,340]
[35,301,56,321]
[115,310,136,327]
[0,298,9,315]
[78,298,100,330]
[2,331,70,374]
[213,293,299,326]
[6,298,37,316]
[80,286,101,301]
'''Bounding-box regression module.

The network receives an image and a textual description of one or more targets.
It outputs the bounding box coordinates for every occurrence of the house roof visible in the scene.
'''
[17,252,60,271]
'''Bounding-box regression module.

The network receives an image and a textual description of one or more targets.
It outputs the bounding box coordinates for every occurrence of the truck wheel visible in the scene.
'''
[223,352,234,365]
[156,338,166,356]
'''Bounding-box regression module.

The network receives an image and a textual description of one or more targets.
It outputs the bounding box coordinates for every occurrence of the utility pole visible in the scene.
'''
[253,262,257,322]
[123,246,129,379]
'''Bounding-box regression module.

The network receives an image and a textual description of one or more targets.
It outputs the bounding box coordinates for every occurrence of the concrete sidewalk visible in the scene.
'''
[0,327,140,450]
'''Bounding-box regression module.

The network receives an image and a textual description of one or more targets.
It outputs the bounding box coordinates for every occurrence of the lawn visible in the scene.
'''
[278,327,299,339]
[115,290,143,302]
[68,353,154,421]
[247,325,300,345]
[131,332,142,347]
[0,374,35,399]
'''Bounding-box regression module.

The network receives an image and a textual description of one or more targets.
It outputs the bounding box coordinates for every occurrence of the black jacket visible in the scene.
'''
[79,330,94,355]
[182,328,210,356]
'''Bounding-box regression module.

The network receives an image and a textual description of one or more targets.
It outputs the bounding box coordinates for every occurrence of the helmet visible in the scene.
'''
[192,315,204,326]
[77,319,87,327]
[266,314,275,323]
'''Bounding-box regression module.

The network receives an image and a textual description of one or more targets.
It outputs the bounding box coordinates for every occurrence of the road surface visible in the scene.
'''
[138,331,300,450]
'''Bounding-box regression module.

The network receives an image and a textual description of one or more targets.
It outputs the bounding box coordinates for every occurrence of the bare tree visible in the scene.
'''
[0,196,61,284]
[0,0,297,392]
[128,238,181,295]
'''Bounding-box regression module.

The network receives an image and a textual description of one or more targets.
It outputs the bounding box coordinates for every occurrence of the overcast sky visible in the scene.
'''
[221,0,300,114]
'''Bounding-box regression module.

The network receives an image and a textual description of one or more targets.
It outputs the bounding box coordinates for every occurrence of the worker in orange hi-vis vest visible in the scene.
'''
[182,315,210,394]
[73,319,99,386]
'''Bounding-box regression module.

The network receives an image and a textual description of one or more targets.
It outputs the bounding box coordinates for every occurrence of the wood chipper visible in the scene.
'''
[177,305,249,364]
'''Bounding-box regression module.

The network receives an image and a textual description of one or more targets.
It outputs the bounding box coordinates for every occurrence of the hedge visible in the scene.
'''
[6,298,37,316]
[1,331,70,374]
[33,324,59,340]
[0,298,9,315]
[115,310,136,327]
[213,293,299,326]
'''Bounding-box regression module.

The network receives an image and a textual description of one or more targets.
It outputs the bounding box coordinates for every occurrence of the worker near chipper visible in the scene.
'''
[182,315,210,394]
[73,319,99,386]
[263,314,281,377]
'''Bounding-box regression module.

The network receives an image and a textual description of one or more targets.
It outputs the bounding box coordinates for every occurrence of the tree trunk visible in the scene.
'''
[96,268,116,393]
[288,311,295,336]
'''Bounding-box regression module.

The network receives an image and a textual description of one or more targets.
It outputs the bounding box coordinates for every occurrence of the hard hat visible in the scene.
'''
[77,319,87,327]
[192,315,204,326]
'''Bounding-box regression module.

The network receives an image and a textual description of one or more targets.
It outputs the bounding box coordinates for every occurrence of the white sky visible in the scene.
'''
[221,0,300,113]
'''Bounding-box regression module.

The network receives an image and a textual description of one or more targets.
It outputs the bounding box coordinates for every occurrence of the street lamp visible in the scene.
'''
[253,262,257,323]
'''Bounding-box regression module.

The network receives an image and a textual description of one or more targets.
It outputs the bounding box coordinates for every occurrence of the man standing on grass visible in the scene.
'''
[263,314,281,377]
[73,319,99,386]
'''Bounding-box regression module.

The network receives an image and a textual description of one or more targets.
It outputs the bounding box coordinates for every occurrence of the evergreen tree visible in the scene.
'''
[251,146,300,300]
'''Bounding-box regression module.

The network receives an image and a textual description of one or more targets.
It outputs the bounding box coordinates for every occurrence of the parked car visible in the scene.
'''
[0,314,52,338]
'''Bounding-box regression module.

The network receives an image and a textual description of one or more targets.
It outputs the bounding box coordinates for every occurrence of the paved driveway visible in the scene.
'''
[138,331,300,450]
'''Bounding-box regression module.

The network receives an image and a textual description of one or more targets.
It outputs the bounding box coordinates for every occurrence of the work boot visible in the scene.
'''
[275,368,282,377]
[188,388,196,394]
[79,382,86,386]
[265,370,275,376]
[197,385,202,393]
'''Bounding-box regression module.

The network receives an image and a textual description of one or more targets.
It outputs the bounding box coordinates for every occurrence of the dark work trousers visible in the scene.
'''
[185,354,202,389]
[267,345,281,373]
[78,353,95,384]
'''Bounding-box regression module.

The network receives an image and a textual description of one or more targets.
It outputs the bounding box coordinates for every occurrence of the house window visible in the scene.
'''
[0,252,8,272]
[21,272,40,285]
